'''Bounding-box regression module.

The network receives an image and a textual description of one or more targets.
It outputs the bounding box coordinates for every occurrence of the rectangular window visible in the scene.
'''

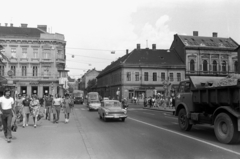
[126,72,131,81]
[43,67,50,77]
[144,72,148,81]
[170,73,174,82]
[11,48,16,58]
[22,66,27,76]
[161,72,165,81]
[11,66,16,76]
[22,48,27,58]
[0,66,4,76]
[43,49,50,59]
[153,72,157,81]
[135,72,139,81]
[177,73,181,82]
[57,50,63,59]
[33,66,38,76]
[33,49,38,58]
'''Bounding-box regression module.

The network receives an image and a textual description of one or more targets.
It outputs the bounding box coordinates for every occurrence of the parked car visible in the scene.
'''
[98,100,127,122]
[74,97,84,104]
[88,100,101,111]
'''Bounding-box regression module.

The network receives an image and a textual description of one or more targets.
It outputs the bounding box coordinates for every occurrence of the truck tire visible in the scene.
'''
[214,113,240,144]
[178,108,192,131]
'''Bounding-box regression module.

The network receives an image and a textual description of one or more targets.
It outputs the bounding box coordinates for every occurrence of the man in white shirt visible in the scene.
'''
[0,89,15,143]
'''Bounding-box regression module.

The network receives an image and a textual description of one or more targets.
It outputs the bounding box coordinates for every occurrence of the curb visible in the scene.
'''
[143,107,175,114]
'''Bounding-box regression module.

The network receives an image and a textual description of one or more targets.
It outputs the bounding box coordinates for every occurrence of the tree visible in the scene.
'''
[86,79,97,92]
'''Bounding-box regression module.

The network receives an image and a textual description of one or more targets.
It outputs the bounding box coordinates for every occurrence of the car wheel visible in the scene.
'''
[121,118,125,122]
[178,108,192,131]
[88,107,91,111]
[214,113,240,144]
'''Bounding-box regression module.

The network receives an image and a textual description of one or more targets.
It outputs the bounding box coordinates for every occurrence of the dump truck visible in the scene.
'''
[174,76,240,144]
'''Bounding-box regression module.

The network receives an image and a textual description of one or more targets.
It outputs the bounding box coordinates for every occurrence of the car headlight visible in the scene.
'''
[123,110,127,114]
[105,112,109,115]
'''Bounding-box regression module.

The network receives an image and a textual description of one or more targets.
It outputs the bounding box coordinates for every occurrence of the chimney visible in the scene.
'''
[10,23,13,27]
[193,31,198,36]
[126,49,129,55]
[37,25,47,32]
[5,23,8,27]
[137,44,140,50]
[152,44,156,50]
[21,23,28,28]
[213,32,218,37]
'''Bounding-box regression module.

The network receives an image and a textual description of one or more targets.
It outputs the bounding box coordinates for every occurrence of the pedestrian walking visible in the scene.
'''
[30,95,40,128]
[15,94,23,118]
[52,94,62,123]
[0,89,15,143]
[44,95,53,121]
[62,94,72,123]
[22,95,31,128]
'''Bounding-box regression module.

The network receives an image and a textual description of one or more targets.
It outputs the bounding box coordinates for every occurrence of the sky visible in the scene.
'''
[0,0,240,79]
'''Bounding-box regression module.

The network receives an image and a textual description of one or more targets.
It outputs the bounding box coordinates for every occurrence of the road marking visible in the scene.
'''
[143,112,155,115]
[128,117,240,156]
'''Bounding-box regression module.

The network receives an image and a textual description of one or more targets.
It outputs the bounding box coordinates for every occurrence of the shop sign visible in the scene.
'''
[139,86,155,90]
[30,82,39,85]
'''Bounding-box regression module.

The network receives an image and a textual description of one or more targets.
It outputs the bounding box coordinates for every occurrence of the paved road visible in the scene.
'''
[0,104,239,159]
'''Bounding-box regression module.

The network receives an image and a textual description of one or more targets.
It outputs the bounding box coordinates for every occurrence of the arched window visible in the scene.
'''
[203,60,208,72]
[234,61,238,73]
[190,59,195,73]
[212,60,217,72]
[222,61,226,73]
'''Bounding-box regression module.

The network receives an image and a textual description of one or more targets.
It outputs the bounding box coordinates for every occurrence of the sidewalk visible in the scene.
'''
[0,111,90,159]
[128,102,175,113]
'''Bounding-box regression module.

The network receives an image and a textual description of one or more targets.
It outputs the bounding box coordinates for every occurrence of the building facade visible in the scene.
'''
[0,23,66,97]
[170,31,239,78]
[79,68,100,91]
[96,44,185,102]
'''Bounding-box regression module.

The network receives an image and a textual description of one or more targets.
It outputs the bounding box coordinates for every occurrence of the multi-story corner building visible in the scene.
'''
[170,31,239,78]
[96,44,185,102]
[0,23,67,97]
[79,68,100,92]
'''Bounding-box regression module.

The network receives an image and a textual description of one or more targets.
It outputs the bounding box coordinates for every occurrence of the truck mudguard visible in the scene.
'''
[213,106,240,123]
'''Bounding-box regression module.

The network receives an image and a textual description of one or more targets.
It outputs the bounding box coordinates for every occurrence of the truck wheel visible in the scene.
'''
[214,113,240,144]
[178,108,192,131]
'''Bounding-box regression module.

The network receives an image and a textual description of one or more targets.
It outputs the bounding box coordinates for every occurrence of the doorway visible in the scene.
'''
[21,86,27,95]
[32,86,38,96]
[43,86,49,96]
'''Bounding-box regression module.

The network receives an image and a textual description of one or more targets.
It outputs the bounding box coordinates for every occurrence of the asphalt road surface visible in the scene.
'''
[0,103,239,159]
[76,104,240,159]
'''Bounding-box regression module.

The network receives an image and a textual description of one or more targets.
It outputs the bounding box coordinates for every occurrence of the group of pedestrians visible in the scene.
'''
[0,90,74,143]
[144,93,175,109]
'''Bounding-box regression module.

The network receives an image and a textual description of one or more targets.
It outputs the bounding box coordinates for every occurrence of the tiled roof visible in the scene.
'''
[98,49,184,78]
[0,26,45,37]
[178,35,238,49]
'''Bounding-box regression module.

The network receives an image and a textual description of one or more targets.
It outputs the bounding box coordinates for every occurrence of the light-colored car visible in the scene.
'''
[103,97,109,100]
[98,100,127,122]
[88,100,101,111]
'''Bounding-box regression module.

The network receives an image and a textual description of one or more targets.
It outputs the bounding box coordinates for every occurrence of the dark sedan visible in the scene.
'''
[74,97,84,104]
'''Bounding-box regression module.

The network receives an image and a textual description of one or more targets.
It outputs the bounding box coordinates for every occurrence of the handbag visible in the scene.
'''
[11,120,18,132]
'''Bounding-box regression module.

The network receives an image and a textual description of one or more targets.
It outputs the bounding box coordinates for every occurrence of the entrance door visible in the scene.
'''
[32,86,38,96]
[43,86,49,96]
[21,86,27,95]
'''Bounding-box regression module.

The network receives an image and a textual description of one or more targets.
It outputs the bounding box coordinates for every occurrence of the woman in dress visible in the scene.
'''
[30,95,40,128]
[62,94,72,123]
[22,95,31,127]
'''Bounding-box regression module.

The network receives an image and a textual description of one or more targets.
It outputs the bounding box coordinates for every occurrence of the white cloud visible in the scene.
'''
[136,15,176,49]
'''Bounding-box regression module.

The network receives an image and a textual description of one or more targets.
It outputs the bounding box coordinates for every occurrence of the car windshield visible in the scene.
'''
[88,94,98,100]
[105,101,121,108]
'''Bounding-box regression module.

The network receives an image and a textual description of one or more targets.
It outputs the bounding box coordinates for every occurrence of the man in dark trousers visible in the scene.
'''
[44,94,53,120]
[0,89,15,143]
